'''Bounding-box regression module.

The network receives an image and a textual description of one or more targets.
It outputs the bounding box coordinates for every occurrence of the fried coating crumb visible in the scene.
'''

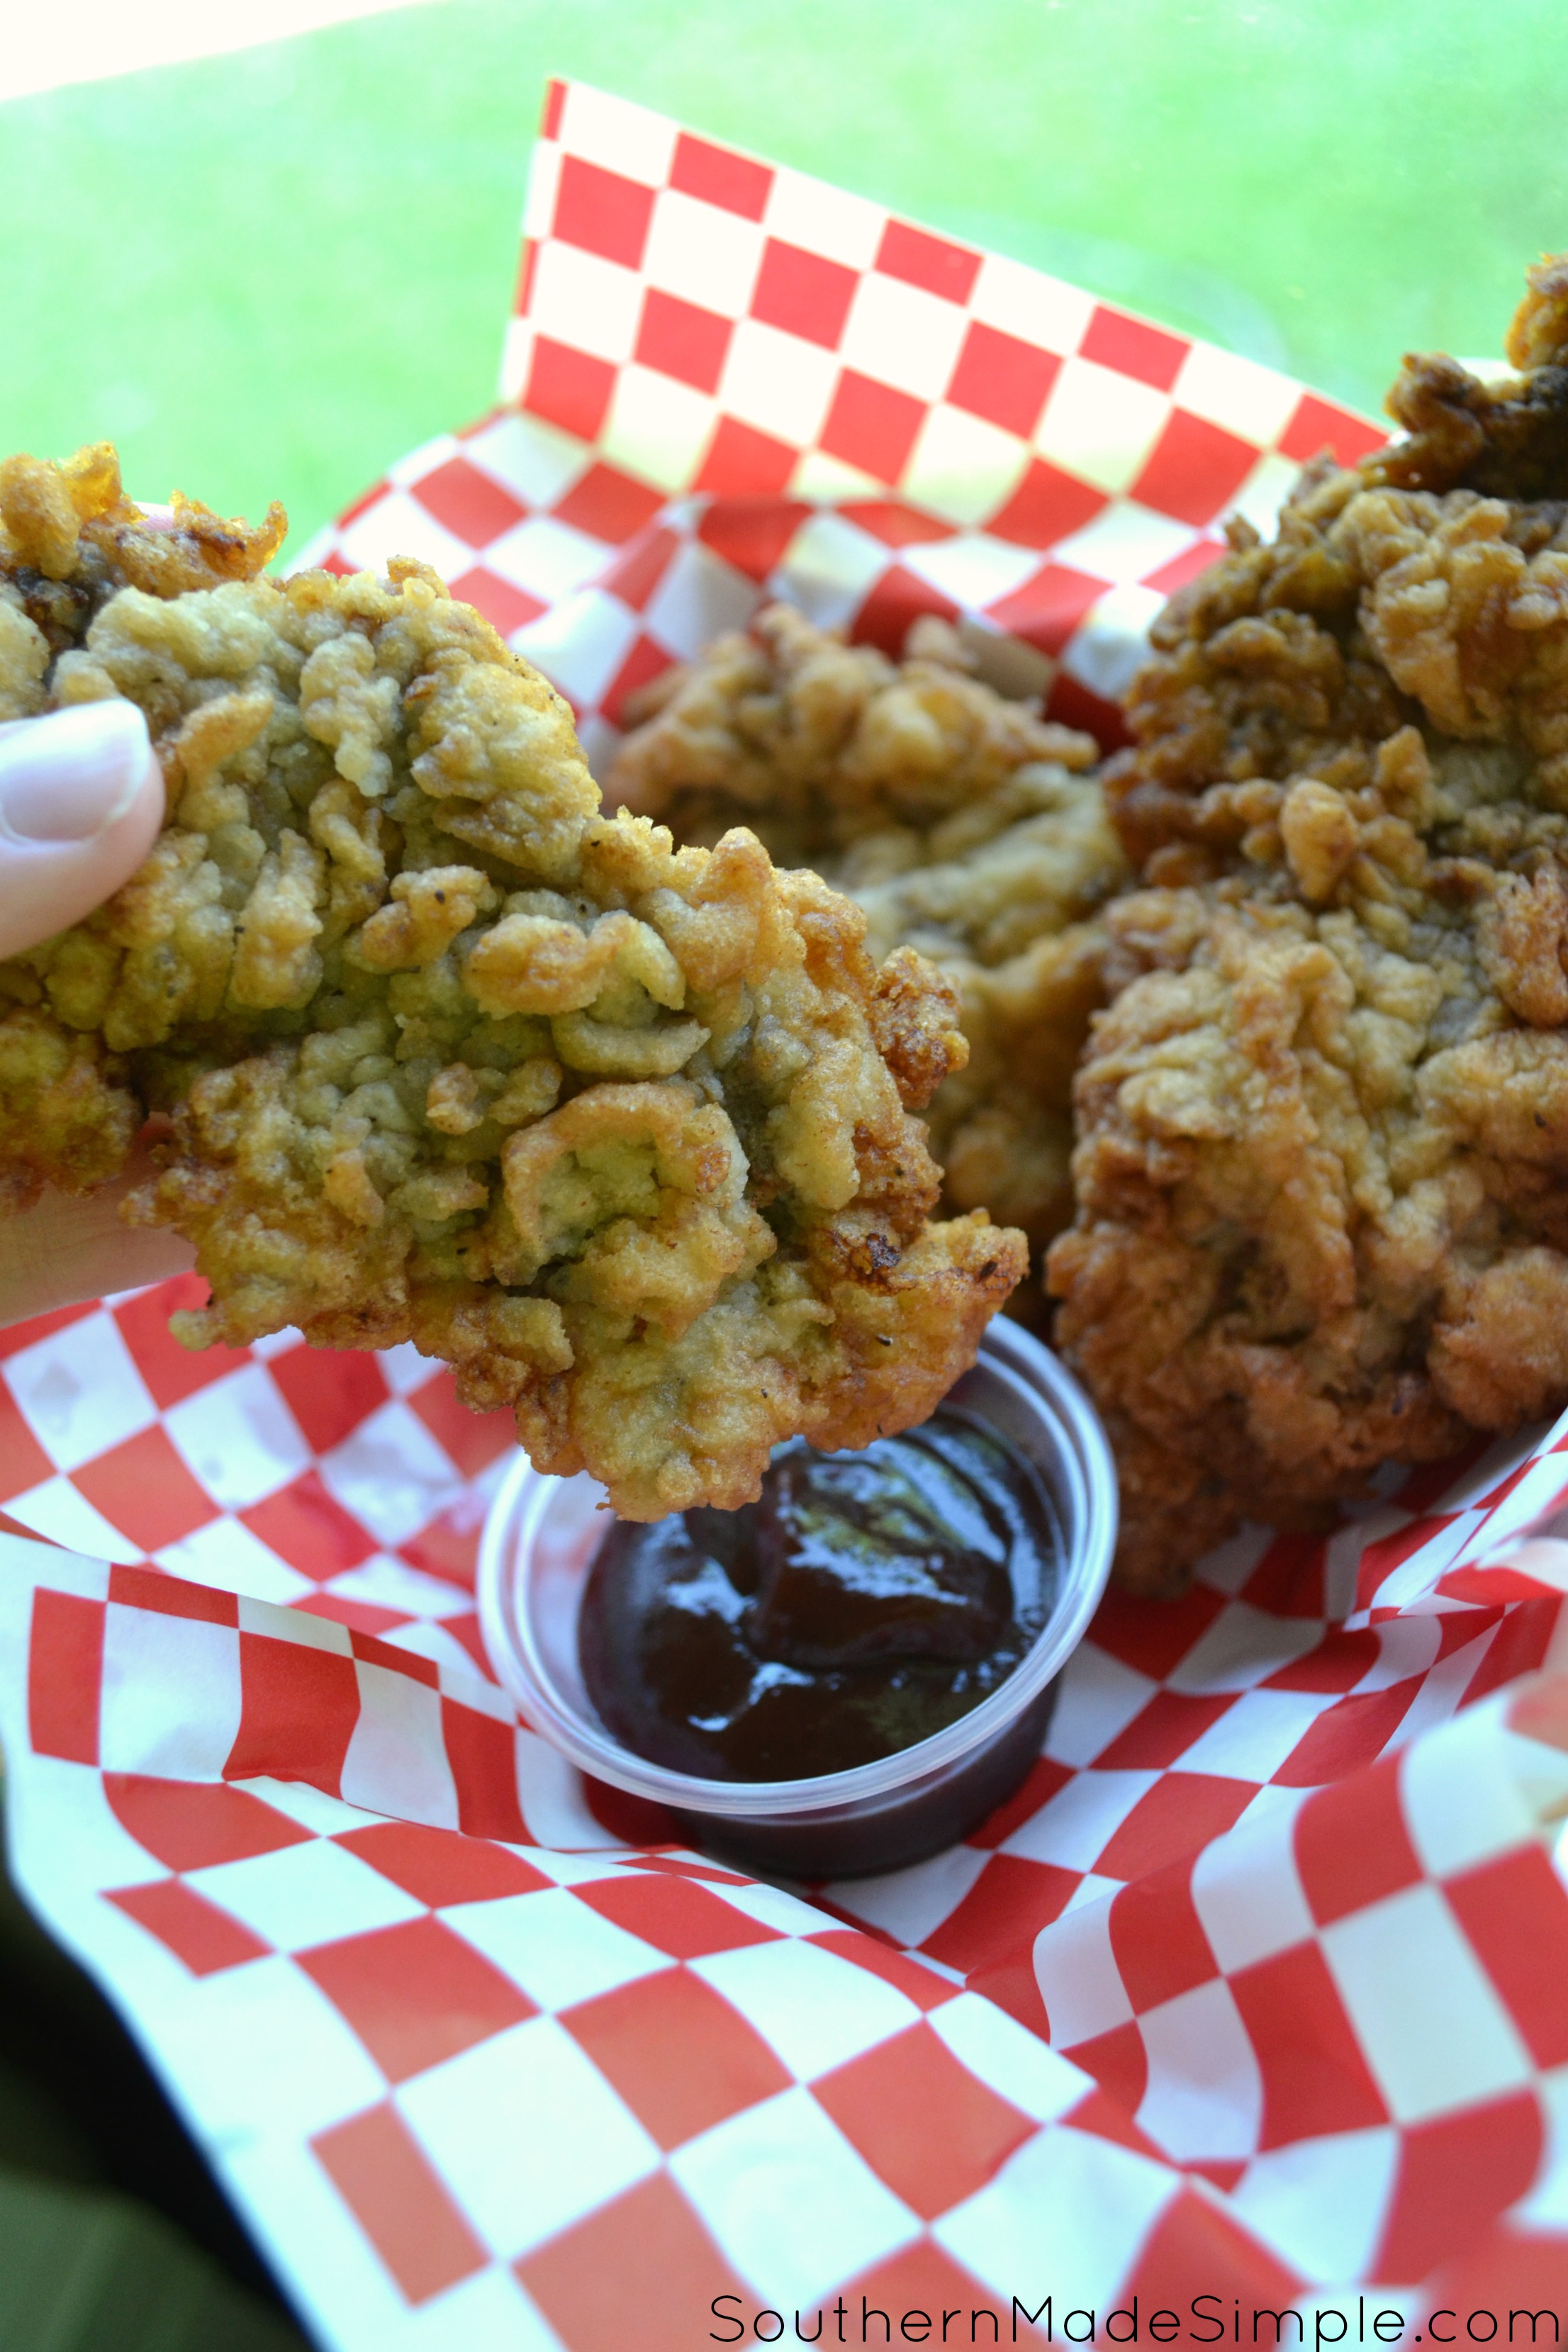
[923,920,1113,1256]
[610,605,1127,1252]
[0,448,1025,1519]
[1048,256,1568,1592]
[610,603,1102,882]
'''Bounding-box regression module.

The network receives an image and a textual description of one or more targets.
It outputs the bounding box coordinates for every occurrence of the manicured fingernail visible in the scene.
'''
[0,701,154,843]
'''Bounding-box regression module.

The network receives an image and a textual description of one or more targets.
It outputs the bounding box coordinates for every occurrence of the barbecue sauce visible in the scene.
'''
[578,1410,1059,1781]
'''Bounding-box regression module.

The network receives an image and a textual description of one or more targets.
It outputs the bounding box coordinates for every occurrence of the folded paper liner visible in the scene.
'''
[2,77,1567,2352]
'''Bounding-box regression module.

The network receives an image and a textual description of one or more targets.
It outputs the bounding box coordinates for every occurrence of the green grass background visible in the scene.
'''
[3,0,1565,559]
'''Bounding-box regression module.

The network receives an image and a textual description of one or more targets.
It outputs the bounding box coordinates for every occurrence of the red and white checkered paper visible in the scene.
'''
[295,79,1389,778]
[5,76,1568,2352]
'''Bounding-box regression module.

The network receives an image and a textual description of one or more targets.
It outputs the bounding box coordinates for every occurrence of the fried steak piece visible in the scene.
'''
[1048,257,1568,1591]
[609,603,1104,885]
[610,604,1127,1253]
[0,448,1026,1519]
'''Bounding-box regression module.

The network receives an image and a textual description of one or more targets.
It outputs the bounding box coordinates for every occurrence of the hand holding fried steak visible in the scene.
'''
[0,449,1025,1519]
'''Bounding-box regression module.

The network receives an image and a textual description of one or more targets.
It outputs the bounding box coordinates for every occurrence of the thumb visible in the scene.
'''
[0,701,164,958]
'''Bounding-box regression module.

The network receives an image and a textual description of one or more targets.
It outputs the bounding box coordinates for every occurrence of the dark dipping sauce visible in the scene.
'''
[578,1409,1060,1783]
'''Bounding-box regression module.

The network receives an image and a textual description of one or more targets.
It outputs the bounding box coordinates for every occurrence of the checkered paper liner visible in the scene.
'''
[2,72,1568,2352]
[294,81,1389,777]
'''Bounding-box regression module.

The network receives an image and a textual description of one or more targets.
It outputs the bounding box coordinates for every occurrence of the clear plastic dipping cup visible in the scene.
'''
[478,1321,1117,1880]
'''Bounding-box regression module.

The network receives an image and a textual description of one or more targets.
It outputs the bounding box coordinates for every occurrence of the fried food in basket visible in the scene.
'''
[0,448,1026,1519]
[611,604,1128,1252]
[1047,256,1568,1592]
[611,603,1109,924]
[919,921,1114,1258]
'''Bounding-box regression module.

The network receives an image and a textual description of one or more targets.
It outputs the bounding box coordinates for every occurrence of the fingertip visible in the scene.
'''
[94,739,167,885]
[0,723,164,959]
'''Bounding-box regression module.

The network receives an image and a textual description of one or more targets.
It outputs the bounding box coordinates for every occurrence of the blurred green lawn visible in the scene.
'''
[3,0,1565,559]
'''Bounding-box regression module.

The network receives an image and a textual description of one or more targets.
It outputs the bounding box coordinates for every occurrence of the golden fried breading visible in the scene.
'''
[610,603,1102,885]
[923,920,1111,1257]
[846,681,1124,1255]
[610,603,1126,1253]
[0,448,1026,1519]
[1048,257,1568,1592]
[848,750,1124,972]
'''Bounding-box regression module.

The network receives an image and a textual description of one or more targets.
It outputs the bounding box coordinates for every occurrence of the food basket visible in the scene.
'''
[2,79,1568,2352]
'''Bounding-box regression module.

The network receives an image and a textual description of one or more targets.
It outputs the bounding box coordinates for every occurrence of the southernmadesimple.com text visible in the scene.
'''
[709,2295,1564,2347]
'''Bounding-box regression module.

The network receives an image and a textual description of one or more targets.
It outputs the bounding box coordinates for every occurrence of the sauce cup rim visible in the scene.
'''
[478,1323,1117,1825]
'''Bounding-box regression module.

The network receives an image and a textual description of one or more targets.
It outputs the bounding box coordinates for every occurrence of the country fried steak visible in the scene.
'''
[1048,256,1568,1591]
[0,447,1025,1520]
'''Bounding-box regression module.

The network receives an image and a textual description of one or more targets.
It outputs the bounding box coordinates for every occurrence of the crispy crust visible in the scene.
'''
[609,604,1128,1256]
[1049,258,1568,1591]
[0,449,1025,1519]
